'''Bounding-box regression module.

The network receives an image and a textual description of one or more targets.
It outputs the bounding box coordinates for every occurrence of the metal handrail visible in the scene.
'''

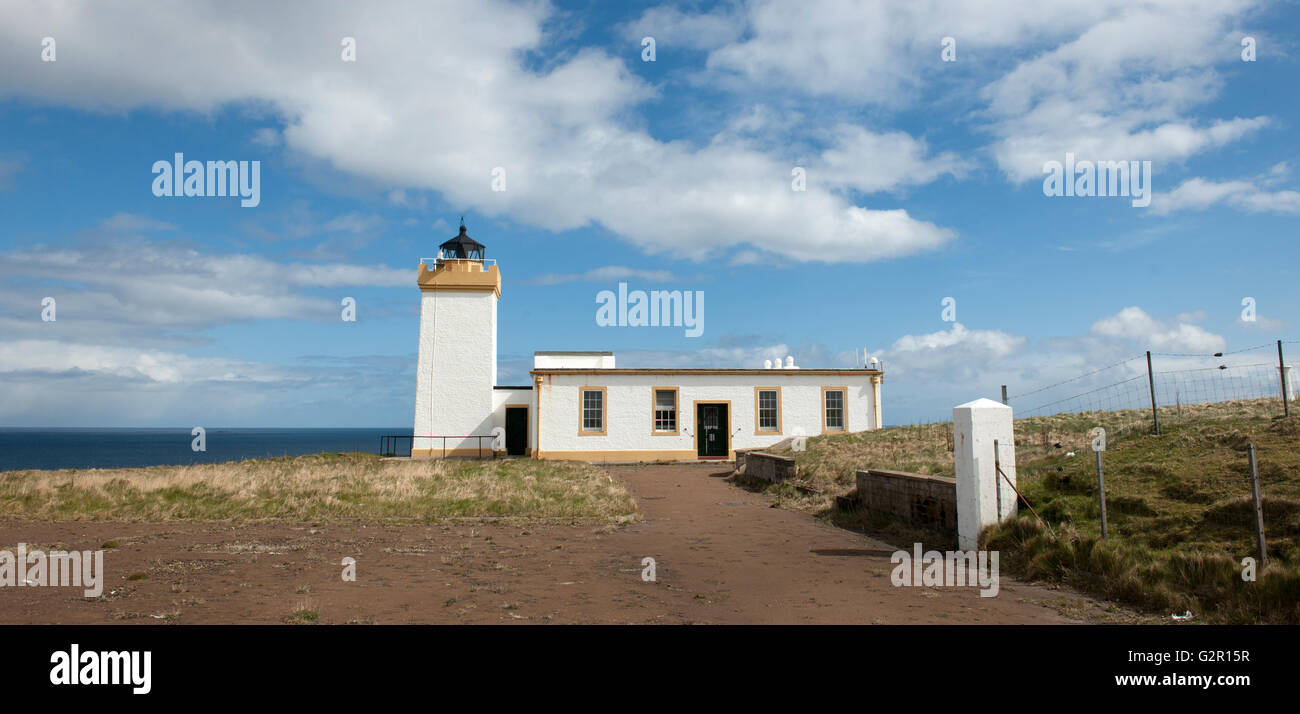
[379,434,497,459]
[418,257,497,269]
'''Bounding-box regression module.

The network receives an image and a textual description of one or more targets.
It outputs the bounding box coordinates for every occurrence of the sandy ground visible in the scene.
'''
[0,463,1128,624]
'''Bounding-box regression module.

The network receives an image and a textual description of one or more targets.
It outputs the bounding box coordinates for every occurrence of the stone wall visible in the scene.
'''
[734,449,750,473]
[854,469,957,534]
[743,451,797,482]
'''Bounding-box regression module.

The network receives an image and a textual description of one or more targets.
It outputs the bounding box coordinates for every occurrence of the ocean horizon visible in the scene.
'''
[0,427,412,473]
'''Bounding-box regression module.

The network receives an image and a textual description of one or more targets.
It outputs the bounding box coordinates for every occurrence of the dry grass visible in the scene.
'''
[762,398,1296,519]
[0,452,638,524]
[745,397,1300,622]
[987,519,1300,624]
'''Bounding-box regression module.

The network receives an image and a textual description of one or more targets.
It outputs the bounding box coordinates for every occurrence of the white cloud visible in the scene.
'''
[0,0,957,264]
[386,189,427,209]
[1153,177,1300,215]
[881,323,1026,380]
[1237,314,1289,331]
[1090,306,1226,353]
[0,219,421,428]
[250,127,281,148]
[993,117,1270,184]
[659,0,1272,185]
[978,0,1270,182]
[0,339,292,384]
[319,211,386,235]
[700,0,933,100]
[814,125,969,194]
[524,266,677,286]
[1239,314,1286,331]
[620,5,744,51]
[869,306,1236,421]
[0,238,410,336]
[0,340,412,427]
[100,212,177,232]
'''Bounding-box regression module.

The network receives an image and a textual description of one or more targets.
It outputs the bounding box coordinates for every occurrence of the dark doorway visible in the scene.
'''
[696,402,729,458]
[505,406,528,456]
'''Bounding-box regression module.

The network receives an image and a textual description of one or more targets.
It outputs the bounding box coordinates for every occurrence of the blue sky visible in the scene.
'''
[0,0,1297,427]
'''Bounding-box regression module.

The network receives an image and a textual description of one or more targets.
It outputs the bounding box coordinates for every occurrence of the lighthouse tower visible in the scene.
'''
[412,223,501,458]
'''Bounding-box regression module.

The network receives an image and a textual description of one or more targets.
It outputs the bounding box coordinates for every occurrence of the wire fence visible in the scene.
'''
[1008,341,1295,431]
[1001,340,1299,564]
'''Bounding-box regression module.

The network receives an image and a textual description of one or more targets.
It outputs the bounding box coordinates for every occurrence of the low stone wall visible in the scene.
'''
[854,469,957,534]
[743,451,797,483]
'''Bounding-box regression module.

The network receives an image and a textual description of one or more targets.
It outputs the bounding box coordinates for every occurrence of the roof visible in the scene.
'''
[530,368,883,376]
[439,225,485,257]
[534,350,614,356]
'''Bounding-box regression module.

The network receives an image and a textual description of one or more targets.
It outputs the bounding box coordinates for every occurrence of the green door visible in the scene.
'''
[696,403,728,458]
[505,407,528,456]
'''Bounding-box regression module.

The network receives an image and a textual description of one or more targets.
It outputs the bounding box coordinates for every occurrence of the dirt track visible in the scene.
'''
[0,463,1118,624]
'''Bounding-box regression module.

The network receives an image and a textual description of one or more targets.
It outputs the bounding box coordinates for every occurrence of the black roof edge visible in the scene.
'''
[493,385,533,390]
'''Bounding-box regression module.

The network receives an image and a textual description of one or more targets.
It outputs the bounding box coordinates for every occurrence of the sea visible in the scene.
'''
[0,428,412,472]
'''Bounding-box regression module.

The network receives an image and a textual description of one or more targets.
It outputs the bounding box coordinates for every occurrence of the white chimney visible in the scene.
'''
[763,359,772,369]
[785,355,796,369]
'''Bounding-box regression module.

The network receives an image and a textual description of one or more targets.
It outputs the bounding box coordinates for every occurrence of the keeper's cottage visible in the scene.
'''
[412,224,884,461]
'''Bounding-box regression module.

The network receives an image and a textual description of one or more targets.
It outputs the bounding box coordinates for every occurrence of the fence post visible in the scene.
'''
[1279,341,1290,418]
[1146,351,1160,435]
[994,439,1003,521]
[1095,449,1108,538]
[1248,443,1267,567]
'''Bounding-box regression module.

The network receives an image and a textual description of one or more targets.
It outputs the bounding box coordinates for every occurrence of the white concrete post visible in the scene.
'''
[953,398,1017,550]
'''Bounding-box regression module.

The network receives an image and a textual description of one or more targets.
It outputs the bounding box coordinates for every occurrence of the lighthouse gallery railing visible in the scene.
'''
[379,435,497,459]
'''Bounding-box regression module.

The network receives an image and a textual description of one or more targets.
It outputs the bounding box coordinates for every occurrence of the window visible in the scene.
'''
[580,388,606,435]
[755,388,781,433]
[653,388,678,433]
[823,388,846,432]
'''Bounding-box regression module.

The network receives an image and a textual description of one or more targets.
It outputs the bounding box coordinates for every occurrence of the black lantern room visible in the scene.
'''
[439,223,486,261]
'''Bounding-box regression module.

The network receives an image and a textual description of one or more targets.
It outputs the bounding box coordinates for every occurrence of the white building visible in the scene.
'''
[412,225,884,461]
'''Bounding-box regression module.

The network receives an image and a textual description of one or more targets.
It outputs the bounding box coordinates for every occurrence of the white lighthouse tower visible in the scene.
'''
[411,222,501,458]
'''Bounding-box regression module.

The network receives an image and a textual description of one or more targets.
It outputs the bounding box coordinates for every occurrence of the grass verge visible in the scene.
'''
[0,453,638,524]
